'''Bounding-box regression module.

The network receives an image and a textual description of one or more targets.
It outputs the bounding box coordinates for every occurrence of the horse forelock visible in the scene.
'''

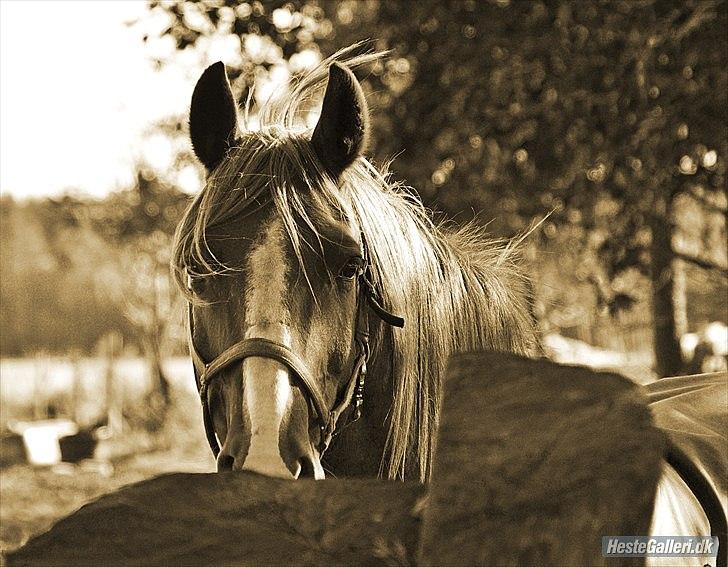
[172,46,540,482]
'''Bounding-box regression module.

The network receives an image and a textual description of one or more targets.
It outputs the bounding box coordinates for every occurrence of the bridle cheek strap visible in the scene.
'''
[321,334,370,451]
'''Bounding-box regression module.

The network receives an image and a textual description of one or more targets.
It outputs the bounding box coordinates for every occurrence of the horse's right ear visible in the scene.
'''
[311,63,370,180]
[190,62,238,172]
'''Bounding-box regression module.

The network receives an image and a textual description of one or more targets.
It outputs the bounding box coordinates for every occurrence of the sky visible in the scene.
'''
[0,0,201,199]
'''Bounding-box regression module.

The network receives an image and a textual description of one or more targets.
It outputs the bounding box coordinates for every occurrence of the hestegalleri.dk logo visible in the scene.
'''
[602,536,718,558]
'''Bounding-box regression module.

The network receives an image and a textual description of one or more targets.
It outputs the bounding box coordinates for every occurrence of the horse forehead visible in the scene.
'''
[242,211,361,327]
[200,210,266,269]
[244,216,293,320]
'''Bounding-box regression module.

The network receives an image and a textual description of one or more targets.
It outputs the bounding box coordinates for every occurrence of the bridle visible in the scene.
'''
[187,236,404,459]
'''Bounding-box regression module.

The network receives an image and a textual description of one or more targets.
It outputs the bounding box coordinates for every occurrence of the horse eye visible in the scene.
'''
[338,257,364,281]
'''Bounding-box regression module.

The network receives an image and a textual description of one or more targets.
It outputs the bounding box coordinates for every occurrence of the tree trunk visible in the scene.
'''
[649,201,684,378]
[147,334,171,408]
[672,258,688,339]
[146,271,171,416]
[100,331,124,434]
[139,334,171,432]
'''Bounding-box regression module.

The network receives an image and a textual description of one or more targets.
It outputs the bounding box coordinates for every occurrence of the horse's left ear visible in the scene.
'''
[311,63,370,179]
[190,62,239,172]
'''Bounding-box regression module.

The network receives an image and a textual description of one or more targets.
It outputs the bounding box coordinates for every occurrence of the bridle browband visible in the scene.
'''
[187,236,404,459]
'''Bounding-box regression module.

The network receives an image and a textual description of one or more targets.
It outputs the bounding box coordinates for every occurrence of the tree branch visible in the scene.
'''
[671,1,718,43]
[673,251,728,277]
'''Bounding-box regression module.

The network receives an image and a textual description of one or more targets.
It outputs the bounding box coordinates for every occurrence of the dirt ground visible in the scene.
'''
[0,442,213,556]
[0,383,215,558]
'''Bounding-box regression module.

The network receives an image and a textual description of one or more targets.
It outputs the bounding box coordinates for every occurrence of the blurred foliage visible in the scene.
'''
[87,170,188,241]
[147,0,726,375]
[150,0,726,282]
[84,170,191,408]
[147,0,326,69]
[144,0,327,110]
[0,196,129,356]
[340,1,726,233]
[0,171,191,358]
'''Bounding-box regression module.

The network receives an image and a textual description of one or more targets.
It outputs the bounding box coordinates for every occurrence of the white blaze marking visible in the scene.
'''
[242,359,293,478]
[241,217,295,478]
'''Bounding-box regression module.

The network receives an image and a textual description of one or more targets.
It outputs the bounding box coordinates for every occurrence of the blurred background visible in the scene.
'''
[1,0,726,554]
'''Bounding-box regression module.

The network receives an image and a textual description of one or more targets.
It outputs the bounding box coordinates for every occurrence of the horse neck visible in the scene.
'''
[321,319,411,478]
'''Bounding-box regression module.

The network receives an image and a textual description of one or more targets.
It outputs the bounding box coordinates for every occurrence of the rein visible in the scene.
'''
[187,238,404,459]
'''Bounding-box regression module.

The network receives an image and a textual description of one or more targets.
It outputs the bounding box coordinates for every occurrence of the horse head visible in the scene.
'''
[174,49,539,483]
[179,59,401,479]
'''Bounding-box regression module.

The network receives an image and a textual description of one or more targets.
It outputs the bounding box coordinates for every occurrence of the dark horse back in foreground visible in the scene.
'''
[172,49,538,482]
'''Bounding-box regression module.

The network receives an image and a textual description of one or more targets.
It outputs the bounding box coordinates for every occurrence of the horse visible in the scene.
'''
[172,49,724,565]
[172,49,538,482]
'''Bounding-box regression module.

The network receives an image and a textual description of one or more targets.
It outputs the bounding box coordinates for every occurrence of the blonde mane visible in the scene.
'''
[172,47,539,481]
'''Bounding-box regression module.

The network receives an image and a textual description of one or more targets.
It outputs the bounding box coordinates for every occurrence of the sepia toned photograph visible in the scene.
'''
[0,1,725,565]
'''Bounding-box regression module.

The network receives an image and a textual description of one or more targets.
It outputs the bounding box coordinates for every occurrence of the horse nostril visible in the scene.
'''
[217,454,234,472]
[298,457,316,479]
